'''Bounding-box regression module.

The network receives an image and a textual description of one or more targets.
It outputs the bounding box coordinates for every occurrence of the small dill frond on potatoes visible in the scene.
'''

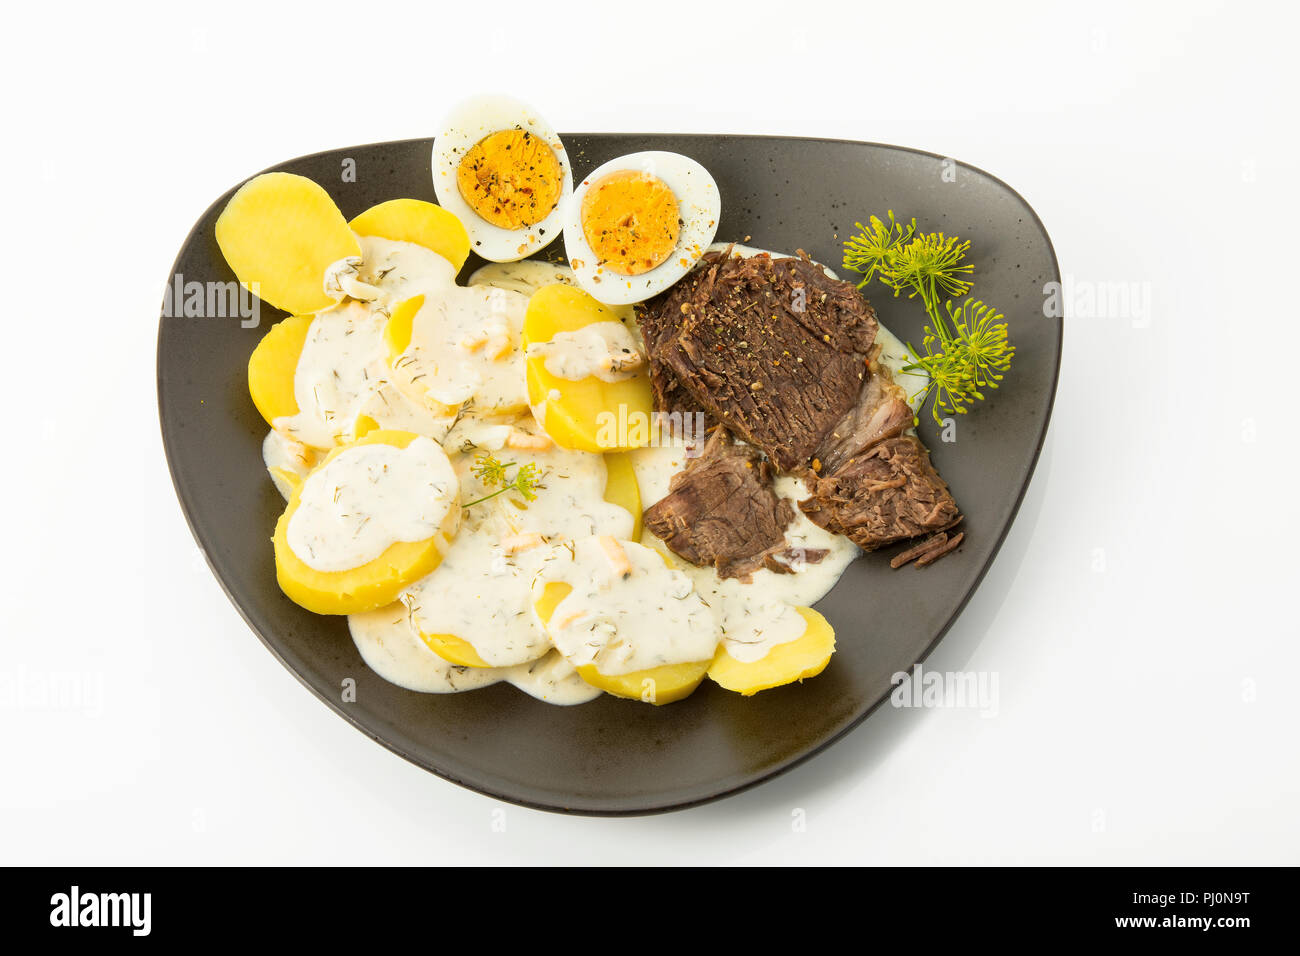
[463,453,544,509]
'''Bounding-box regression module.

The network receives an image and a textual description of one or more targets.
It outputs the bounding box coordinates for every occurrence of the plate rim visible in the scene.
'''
[157,132,1062,816]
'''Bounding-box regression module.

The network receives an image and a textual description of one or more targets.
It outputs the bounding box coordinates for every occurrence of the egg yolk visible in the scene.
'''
[456,129,563,230]
[580,170,680,276]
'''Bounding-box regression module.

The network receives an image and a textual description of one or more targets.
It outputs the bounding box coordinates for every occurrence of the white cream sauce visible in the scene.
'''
[348,607,602,704]
[274,237,464,449]
[630,449,858,664]
[525,320,643,383]
[468,260,578,297]
[323,256,385,302]
[262,429,322,501]
[400,419,635,667]
[287,437,459,572]
[536,537,719,676]
[394,284,529,413]
[685,476,855,662]
[874,322,929,414]
[349,603,505,694]
[273,299,388,449]
[469,260,638,325]
[503,651,604,705]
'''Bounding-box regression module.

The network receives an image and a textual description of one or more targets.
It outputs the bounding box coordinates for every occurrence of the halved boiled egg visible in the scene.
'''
[562,151,720,305]
[432,95,572,263]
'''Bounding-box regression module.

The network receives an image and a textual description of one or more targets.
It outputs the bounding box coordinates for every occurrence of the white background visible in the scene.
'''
[2,0,1296,865]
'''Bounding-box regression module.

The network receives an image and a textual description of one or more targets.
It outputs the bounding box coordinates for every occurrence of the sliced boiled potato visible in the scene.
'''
[384,294,422,357]
[602,451,642,540]
[352,414,380,438]
[418,631,493,669]
[272,430,457,615]
[523,284,654,452]
[216,172,360,316]
[349,199,470,271]
[576,659,710,705]
[532,580,709,705]
[248,313,314,426]
[268,466,303,499]
[708,606,836,696]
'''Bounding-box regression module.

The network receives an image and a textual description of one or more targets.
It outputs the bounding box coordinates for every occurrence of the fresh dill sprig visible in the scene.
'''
[471,453,514,488]
[842,213,1012,423]
[842,212,916,288]
[462,453,543,509]
[885,231,974,315]
[904,299,1016,423]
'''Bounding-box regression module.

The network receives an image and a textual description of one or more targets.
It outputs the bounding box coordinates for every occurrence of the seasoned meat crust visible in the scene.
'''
[799,436,962,552]
[637,250,878,470]
[643,429,805,580]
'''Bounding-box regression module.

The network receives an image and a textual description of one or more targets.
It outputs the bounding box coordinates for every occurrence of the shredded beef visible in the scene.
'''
[799,436,962,553]
[814,361,914,475]
[889,530,965,569]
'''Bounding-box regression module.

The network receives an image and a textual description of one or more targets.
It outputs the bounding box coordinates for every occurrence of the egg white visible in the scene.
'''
[562,151,720,306]
[432,94,572,263]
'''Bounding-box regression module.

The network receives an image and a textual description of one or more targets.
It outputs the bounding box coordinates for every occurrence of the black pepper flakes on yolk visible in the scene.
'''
[456,129,563,230]
[580,170,680,277]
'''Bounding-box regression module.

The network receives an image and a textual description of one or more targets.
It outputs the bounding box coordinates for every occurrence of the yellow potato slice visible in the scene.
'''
[384,294,422,357]
[349,199,470,271]
[576,659,710,705]
[216,172,360,316]
[267,466,303,500]
[352,414,380,438]
[418,632,494,669]
[523,284,655,452]
[533,579,709,705]
[272,430,457,615]
[602,451,642,540]
[708,606,836,696]
[247,313,314,426]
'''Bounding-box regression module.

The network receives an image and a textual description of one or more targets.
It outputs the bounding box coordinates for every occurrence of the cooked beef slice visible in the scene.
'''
[799,436,962,553]
[634,289,714,423]
[642,429,797,580]
[814,362,914,475]
[639,250,878,470]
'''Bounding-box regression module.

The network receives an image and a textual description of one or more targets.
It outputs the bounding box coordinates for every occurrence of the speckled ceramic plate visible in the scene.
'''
[158,134,1060,814]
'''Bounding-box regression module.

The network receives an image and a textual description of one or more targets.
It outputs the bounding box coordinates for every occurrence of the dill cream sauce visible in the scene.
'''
[273,236,471,449]
[402,429,634,667]
[347,607,600,704]
[537,537,720,675]
[287,436,459,572]
[273,299,388,449]
[393,285,530,412]
[262,429,321,500]
[525,321,643,382]
[629,448,859,663]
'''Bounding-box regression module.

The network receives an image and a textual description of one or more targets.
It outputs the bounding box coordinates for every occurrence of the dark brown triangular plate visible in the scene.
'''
[158,134,1061,814]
